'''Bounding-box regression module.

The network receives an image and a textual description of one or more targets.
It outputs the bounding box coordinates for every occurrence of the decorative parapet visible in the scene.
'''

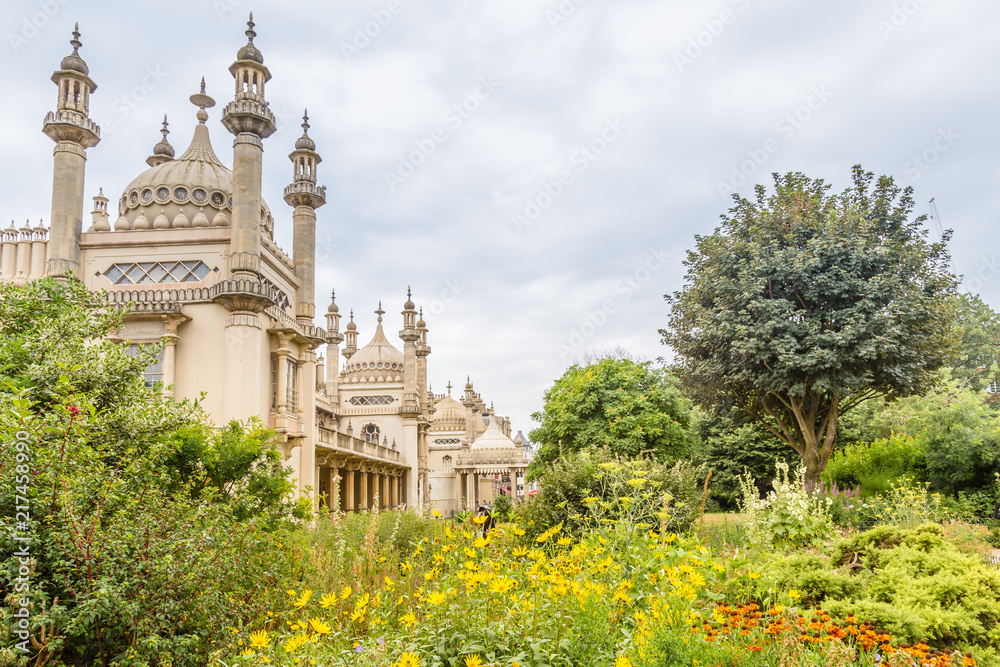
[282,181,327,209]
[455,449,525,467]
[42,110,100,147]
[210,276,276,313]
[221,99,276,138]
[317,425,401,464]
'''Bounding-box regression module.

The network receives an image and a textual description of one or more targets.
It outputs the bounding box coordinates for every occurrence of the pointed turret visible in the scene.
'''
[343,309,358,360]
[90,187,109,232]
[416,305,431,412]
[284,110,327,325]
[400,289,420,416]
[324,290,345,401]
[146,115,175,167]
[44,24,101,279]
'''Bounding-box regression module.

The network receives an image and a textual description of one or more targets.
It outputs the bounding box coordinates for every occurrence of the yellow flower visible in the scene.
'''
[488,576,517,594]
[432,509,442,518]
[241,649,256,657]
[286,589,296,596]
[615,655,633,667]
[464,547,477,558]
[788,589,801,600]
[401,561,414,574]
[535,531,550,544]
[319,593,338,609]
[426,591,447,606]
[511,525,525,536]
[294,590,313,608]
[400,611,417,627]
[464,654,483,667]
[350,609,366,623]
[512,546,529,557]
[473,536,489,549]
[473,514,488,525]
[663,533,677,543]
[395,651,421,667]
[308,617,331,636]
[249,630,270,649]
[384,576,395,589]
[557,536,572,546]
[748,571,760,580]
[340,585,353,600]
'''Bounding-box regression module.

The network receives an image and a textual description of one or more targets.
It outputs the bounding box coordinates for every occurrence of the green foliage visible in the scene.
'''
[516,448,706,538]
[691,408,798,509]
[663,166,959,486]
[822,434,927,496]
[490,493,513,518]
[527,353,694,471]
[738,461,836,548]
[0,278,304,667]
[950,292,1000,394]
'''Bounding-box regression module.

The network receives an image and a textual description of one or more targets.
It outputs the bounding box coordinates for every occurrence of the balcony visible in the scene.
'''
[317,425,401,464]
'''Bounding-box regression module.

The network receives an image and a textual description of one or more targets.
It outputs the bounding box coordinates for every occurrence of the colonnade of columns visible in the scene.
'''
[456,467,526,510]
[317,460,407,512]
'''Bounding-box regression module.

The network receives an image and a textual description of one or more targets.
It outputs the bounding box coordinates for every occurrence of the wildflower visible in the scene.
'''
[557,536,573,546]
[294,590,313,608]
[464,654,483,667]
[395,651,420,667]
[249,630,270,649]
[241,649,256,657]
[400,611,417,627]
[384,576,395,589]
[489,577,517,594]
[788,589,801,600]
[401,561,413,574]
[473,514,487,525]
[615,656,633,667]
[308,617,331,636]
[432,509,442,518]
[536,531,551,543]
[473,536,489,549]
[748,571,760,580]
[426,591,447,606]
[319,593,338,609]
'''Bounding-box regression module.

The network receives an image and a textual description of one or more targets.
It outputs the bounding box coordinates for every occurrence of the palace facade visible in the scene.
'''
[0,19,530,514]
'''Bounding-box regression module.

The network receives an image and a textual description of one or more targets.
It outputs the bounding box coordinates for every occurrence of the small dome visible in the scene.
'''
[172,211,190,228]
[471,418,516,450]
[114,215,130,231]
[295,133,315,151]
[192,209,210,227]
[432,395,465,431]
[153,211,170,229]
[133,212,150,229]
[346,319,357,331]
[238,43,264,64]
[212,211,229,227]
[61,53,88,75]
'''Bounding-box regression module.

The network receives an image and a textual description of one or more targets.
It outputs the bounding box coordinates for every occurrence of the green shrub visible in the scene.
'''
[738,461,836,548]
[822,434,927,496]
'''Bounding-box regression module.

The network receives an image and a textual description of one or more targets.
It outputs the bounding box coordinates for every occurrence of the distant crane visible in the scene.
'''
[928,197,957,275]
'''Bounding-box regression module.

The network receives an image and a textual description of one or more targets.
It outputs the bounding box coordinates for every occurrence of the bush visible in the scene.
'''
[516,448,707,538]
[822,434,927,496]
[738,461,836,548]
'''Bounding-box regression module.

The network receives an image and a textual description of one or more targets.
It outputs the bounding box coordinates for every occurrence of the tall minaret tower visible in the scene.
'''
[220,14,276,284]
[284,110,327,326]
[324,290,344,404]
[416,307,431,411]
[43,24,100,280]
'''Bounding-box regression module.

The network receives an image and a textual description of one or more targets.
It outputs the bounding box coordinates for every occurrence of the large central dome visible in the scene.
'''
[112,107,272,233]
[344,307,405,384]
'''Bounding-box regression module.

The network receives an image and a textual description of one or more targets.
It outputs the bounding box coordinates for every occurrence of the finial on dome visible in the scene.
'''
[246,13,256,44]
[404,286,416,311]
[302,110,309,134]
[376,302,385,323]
[294,108,317,151]
[70,23,81,55]
[446,380,453,395]
[190,77,216,123]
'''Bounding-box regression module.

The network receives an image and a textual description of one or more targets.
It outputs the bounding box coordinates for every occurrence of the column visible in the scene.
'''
[344,468,355,511]
[330,466,339,512]
[359,469,369,510]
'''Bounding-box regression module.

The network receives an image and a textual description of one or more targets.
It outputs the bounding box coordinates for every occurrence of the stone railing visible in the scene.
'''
[318,426,400,463]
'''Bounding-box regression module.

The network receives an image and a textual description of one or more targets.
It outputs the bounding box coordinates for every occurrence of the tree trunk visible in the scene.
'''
[759,391,840,488]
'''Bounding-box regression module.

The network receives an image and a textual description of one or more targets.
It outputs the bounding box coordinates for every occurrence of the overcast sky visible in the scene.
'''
[2,0,998,437]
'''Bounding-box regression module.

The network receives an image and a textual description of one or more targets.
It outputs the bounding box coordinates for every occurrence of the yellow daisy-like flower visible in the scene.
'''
[249,630,270,649]
[241,649,256,657]
[294,590,313,608]
[512,546,529,557]
[464,547,477,558]
[464,654,483,667]
[401,561,414,574]
[350,609,366,623]
[432,509,442,518]
[426,591,447,606]
[788,589,801,600]
[615,655,633,667]
[308,617,331,636]
[396,651,421,667]
[340,585,353,600]
[557,536,572,546]
[384,576,395,589]
[319,593,338,609]
[473,536,489,549]
[748,571,760,580]
[400,611,417,627]
[473,514,487,525]
[511,525,525,536]
[535,531,550,544]
[488,576,517,594]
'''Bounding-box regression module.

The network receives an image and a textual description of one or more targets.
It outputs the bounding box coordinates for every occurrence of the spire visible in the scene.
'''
[376,302,385,323]
[447,380,453,396]
[190,77,215,124]
[59,23,89,76]
[147,114,175,167]
[246,13,256,43]
[70,23,81,54]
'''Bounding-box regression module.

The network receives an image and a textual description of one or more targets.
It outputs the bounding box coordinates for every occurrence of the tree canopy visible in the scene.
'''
[527,354,694,474]
[661,167,959,485]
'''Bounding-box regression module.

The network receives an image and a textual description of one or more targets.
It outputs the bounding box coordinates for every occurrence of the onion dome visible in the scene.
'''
[192,208,209,227]
[147,115,175,167]
[60,25,89,75]
[172,211,190,228]
[404,286,416,311]
[471,418,517,450]
[114,215,130,231]
[237,14,264,64]
[153,210,170,229]
[346,310,357,331]
[117,80,272,232]
[343,305,404,383]
[295,110,316,151]
[417,307,426,329]
[431,395,466,431]
[133,211,150,229]
[327,289,340,314]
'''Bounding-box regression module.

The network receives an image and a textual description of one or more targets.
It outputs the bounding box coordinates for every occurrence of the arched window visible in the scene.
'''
[442,455,453,469]
[362,423,380,443]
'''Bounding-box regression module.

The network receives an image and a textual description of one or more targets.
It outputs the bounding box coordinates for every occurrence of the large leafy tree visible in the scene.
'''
[661,167,959,486]
[950,292,1000,395]
[528,353,694,473]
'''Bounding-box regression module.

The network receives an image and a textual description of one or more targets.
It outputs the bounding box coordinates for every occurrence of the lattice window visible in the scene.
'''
[362,423,380,444]
[126,344,164,389]
[433,438,461,445]
[349,395,396,406]
[105,261,211,285]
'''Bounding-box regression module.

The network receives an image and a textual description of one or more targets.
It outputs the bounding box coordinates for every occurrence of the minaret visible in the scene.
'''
[220,14,276,284]
[146,115,175,167]
[462,377,478,444]
[324,290,344,403]
[343,310,358,361]
[89,188,109,232]
[400,289,420,416]
[43,24,100,280]
[416,306,431,412]
[284,110,327,326]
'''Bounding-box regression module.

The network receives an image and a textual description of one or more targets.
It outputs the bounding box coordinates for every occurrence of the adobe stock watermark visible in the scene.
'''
[877,0,931,40]
[546,0,588,31]
[384,76,501,193]
[420,279,466,323]
[95,66,169,137]
[511,116,628,233]
[716,84,833,199]
[901,127,959,182]
[212,0,246,19]
[7,0,74,53]
[340,0,409,61]
[961,254,1000,295]
[555,246,671,362]
[10,429,34,653]
[674,0,752,73]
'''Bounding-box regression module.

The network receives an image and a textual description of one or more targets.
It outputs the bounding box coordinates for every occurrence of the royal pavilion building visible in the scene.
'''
[0,19,530,515]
